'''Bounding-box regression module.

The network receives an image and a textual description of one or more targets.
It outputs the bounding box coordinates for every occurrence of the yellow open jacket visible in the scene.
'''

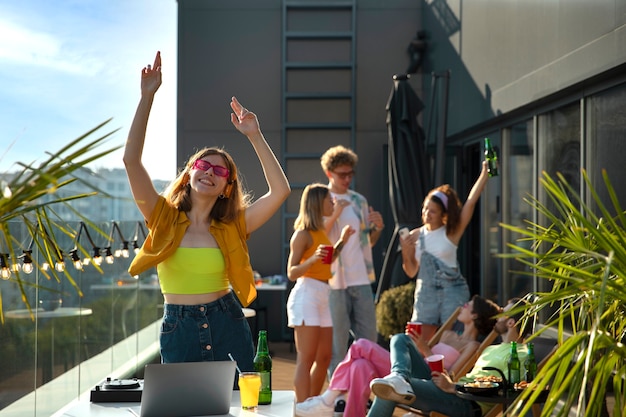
[128,196,257,306]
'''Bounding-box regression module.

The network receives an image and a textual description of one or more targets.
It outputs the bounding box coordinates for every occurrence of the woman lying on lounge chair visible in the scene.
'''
[296,295,500,417]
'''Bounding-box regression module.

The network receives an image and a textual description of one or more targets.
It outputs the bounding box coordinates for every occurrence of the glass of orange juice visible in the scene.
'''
[238,372,261,411]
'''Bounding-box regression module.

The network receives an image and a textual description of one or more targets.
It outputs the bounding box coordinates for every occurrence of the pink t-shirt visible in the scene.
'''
[432,342,461,369]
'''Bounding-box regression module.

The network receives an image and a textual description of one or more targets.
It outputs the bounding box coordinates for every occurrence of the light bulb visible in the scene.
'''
[22,251,34,274]
[104,248,114,264]
[22,262,34,274]
[120,242,130,258]
[55,261,65,272]
[0,268,10,280]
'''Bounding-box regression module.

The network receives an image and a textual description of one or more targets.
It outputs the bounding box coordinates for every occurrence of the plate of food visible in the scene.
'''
[463,381,500,395]
[513,381,550,391]
[474,375,503,384]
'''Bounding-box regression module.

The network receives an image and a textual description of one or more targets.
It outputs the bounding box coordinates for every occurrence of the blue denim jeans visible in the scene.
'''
[159,291,254,372]
[367,333,477,417]
[328,284,378,377]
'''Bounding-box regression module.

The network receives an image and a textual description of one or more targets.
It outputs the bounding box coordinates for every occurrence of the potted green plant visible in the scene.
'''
[0,120,120,321]
[376,280,416,342]
[501,169,625,417]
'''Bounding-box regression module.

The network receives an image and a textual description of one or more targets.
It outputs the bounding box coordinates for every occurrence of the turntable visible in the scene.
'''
[90,377,144,402]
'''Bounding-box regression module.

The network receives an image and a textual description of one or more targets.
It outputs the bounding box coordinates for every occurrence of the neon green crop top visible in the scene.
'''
[156,248,229,294]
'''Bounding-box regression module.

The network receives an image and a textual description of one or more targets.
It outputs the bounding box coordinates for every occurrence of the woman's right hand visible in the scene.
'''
[333,198,351,217]
[310,245,328,264]
[140,51,162,97]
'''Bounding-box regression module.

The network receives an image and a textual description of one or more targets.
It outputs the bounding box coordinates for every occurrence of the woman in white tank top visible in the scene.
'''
[399,161,491,340]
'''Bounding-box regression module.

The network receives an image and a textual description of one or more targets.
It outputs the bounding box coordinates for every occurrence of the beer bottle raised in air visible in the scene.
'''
[484,137,499,177]
[253,330,272,404]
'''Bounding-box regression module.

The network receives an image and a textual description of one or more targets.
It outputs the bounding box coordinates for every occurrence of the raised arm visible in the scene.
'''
[230,97,291,233]
[323,199,350,236]
[400,228,420,278]
[123,51,162,220]
[449,161,489,244]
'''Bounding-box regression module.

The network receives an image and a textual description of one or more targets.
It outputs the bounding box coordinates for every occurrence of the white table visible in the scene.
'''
[242,307,256,318]
[5,307,93,320]
[52,390,295,416]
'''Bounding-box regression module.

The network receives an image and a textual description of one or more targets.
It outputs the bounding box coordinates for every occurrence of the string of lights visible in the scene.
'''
[0,221,147,279]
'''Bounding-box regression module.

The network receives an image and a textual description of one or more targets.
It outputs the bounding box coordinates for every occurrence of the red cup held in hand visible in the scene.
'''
[406,321,422,336]
[321,245,334,264]
[426,354,445,373]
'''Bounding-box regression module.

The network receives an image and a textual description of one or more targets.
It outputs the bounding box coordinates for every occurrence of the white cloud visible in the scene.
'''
[0,1,178,180]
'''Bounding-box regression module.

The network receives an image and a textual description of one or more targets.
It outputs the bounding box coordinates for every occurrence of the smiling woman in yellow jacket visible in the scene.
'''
[124,51,290,371]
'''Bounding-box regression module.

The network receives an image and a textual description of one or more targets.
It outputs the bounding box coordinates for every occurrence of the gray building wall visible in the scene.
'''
[177,0,423,277]
[422,0,626,135]
[176,0,626,301]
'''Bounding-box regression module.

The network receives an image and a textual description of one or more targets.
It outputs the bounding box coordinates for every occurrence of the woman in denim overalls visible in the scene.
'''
[399,161,490,341]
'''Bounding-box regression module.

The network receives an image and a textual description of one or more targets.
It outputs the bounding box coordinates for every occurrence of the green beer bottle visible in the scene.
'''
[507,341,521,386]
[524,342,537,382]
[253,330,272,404]
[484,137,499,177]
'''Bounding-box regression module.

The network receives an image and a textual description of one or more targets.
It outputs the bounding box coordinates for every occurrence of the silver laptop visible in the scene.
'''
[140,361,236,417]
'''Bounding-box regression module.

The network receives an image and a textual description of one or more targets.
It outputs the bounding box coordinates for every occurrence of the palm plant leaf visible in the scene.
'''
[501,169,626,417]
[0,120,121,322]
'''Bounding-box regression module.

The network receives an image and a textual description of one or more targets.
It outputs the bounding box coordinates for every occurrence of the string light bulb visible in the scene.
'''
[118,241,130,258]
[92,247,103,266]
[55,258,66,272]
[104,247,115,264]
[0,254,11,280]
[69,249,83,270]
[20,250,34,274]
[21,250,34,274]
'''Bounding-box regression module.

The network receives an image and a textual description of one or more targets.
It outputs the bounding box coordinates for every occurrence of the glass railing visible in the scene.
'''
[0,221,161,416]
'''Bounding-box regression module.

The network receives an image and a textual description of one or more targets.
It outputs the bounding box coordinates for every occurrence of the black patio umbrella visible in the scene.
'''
[375,74,431,303]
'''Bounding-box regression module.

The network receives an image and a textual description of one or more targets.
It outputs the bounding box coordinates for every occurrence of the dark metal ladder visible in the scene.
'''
[280,0,357,271]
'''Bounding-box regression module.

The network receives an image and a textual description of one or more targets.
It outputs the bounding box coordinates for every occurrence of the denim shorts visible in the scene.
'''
[159,291,254,372]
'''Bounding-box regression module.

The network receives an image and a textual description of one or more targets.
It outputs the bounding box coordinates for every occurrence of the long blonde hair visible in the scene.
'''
[293,183,328,232]
[162,147,251,223]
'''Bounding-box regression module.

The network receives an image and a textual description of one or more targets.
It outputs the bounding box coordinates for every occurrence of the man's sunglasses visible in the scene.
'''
[192,159,230,178]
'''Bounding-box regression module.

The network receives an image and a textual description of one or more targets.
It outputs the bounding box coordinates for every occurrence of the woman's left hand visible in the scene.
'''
[431,371,456,393]
[230,96,260,137]
[339,225,355,242]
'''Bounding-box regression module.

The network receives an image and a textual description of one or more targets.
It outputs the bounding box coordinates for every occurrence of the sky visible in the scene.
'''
[0,0,178,180]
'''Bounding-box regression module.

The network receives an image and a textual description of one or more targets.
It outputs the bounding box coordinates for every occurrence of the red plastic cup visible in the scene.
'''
[406,321,422,336]
[321,245,334,264]
[426,354,445,373]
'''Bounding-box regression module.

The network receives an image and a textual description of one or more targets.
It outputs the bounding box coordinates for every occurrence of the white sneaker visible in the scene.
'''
[370,373,416,405]
[296,396,334,417]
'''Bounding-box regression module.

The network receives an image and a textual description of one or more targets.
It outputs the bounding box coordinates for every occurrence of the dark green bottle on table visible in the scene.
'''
[253,330,272,404]
[507,341,521,387]
[484,137,499,177]
[524,342,537,382]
